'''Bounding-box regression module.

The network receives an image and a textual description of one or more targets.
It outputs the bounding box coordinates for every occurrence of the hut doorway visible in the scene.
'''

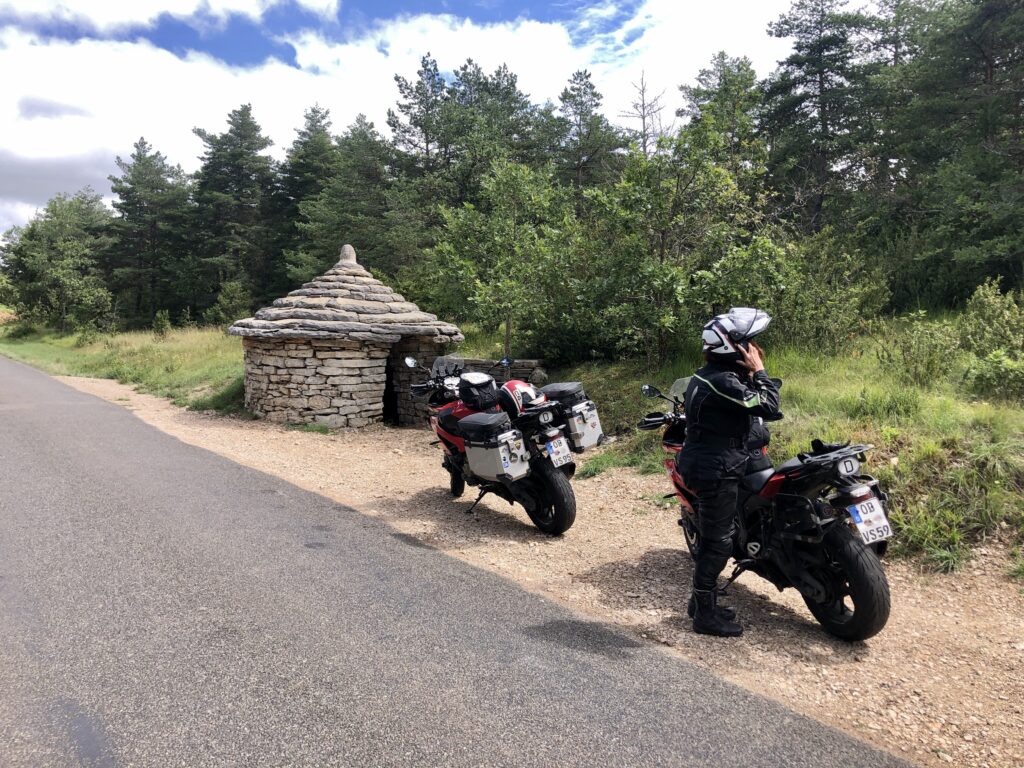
[382,357,399,425]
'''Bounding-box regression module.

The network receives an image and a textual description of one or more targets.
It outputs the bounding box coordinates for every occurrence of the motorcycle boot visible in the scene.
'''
[691,588,743,637]
[687,589,736,621]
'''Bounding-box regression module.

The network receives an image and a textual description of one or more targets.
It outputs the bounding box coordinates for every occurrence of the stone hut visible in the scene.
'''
[228,245,463,428]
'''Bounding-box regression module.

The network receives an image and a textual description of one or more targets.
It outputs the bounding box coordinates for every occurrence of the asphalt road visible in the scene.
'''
[0,356,908,767]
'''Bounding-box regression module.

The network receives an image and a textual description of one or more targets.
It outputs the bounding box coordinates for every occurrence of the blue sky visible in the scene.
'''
[0,0,793,232]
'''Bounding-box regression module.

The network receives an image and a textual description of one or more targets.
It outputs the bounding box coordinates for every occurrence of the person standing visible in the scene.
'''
[678,308,781,637]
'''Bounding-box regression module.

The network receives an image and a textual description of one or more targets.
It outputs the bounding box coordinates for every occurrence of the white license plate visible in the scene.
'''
[546,437,573,467]
[848,497,893,544]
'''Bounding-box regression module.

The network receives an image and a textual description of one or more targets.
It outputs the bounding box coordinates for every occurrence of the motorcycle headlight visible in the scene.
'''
[540,411,553,424]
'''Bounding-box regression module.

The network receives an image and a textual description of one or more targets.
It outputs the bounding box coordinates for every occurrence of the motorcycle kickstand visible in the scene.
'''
[466,489,489,515]
[720,559,754,592]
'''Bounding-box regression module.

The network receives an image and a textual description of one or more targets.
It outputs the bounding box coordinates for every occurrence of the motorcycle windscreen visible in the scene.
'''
[668,377,691,402]
[431,354,465,378]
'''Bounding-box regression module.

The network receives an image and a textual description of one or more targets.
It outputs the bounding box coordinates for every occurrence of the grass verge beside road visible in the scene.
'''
[0,328,246,413]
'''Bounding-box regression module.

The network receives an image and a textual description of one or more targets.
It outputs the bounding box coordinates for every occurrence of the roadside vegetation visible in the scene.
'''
[0,327,245,413]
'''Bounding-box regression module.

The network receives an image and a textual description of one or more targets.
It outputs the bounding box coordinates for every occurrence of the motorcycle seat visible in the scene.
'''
[774,456,805,473]
[741,467,775,492]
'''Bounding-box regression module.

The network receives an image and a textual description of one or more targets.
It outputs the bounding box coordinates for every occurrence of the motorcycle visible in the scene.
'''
[405,354,604,535]
[638,378,892,641]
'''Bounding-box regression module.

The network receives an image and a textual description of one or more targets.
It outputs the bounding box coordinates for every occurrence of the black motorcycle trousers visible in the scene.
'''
[690,479,738,591]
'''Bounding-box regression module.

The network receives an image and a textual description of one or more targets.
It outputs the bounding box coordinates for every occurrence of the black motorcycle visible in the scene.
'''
[638,380,892,641]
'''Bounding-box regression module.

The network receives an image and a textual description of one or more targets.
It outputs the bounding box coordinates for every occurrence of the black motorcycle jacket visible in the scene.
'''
[678,362,782,481]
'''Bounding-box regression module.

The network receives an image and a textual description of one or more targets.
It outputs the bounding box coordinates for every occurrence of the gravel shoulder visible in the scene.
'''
[60,375,1024,768]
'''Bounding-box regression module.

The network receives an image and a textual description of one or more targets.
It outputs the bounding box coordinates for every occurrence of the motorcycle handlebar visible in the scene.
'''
[636,412,680,430]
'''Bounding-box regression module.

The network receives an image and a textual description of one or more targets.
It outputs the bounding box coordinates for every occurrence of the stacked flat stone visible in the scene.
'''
[229,245,462,344]
[229,245,463,428]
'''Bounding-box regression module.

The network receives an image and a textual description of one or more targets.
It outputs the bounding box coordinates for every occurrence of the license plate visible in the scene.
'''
[848,497,893,544]
[546,437,573,467]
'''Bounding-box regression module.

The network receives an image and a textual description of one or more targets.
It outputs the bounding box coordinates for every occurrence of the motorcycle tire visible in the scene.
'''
[802,523,891,641]
[526,459,576,535]
[449,468,465,498]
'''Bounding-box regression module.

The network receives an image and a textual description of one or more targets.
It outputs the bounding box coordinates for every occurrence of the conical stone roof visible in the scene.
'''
[229,245,463,344]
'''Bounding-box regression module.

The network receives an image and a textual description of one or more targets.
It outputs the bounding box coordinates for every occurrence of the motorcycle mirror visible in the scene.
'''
[404,356,418,369]
[498,356,513,368]
[641,384,662,399]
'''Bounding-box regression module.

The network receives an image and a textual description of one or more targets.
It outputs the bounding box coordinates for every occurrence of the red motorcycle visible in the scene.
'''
[638,378,892,641]
[405,355,603,535]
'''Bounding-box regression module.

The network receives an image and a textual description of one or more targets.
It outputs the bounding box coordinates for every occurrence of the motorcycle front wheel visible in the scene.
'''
[802,524,891,641]
[526,459,576,535]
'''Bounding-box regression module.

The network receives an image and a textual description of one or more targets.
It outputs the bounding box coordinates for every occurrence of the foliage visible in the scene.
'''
[960,278,1024,357]
[152,309,171,339]
[871,311,959,386]
[967,352,1024,403]
[1,189,114,332]
[106,138,193,326]
[202,281,253,329]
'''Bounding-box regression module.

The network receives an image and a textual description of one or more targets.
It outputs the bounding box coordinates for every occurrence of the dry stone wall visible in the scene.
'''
[242,337,389,428]
[390,347,548,428]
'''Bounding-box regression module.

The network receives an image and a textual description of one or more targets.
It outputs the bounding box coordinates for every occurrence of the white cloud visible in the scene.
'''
[0,0,793,231]
[0,0,340,31]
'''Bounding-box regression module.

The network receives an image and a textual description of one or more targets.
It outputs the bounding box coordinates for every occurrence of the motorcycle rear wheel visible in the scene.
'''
[526,460,576,535]
[803,524,891,641]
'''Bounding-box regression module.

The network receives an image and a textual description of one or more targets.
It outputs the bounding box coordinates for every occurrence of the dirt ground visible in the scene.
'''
[60,375,1024,768]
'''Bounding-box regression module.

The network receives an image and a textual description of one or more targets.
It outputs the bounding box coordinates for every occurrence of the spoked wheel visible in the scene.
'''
[679,509,700,561]
[802,524,891,641]
[526,460,576,535]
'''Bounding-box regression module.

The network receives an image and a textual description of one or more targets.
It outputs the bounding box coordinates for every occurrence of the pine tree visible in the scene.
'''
[556,70,626,188]
[267,105,342,294]
[106,138,193,325]
[287,115,393,281]
[192,104,276,307]
[762,0,873,231]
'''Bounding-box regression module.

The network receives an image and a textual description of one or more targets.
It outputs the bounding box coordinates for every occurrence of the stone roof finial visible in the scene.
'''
[339,244,357,265]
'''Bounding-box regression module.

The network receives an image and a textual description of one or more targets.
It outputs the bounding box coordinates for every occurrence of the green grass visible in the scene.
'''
[456,323,511,359]
[0,327,245,413]
[555,342,1024,571]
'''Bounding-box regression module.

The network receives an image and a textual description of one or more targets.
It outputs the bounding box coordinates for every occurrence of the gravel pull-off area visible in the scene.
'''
[61,376,1024,768]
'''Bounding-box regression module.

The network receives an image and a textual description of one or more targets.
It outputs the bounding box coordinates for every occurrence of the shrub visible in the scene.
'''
[73,327,99,347]
[203,281,253,329]
[960,277,1024,357]
[966,351,1024,402]
[152,309,171,339]
[4,320,39,339]
[872,311,958,386]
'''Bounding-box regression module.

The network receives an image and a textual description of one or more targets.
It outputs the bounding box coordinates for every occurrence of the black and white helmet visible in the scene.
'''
[702,307,772,361]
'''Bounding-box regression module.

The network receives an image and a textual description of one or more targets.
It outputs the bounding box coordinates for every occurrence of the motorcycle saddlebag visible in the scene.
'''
[459,372,499,411]
[564,400,603,452]
[540,381,588,408]
[541,382,602,452]
[460,412,529,482]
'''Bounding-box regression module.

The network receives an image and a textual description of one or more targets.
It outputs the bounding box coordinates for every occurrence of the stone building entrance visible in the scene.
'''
[229,245,463,428]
